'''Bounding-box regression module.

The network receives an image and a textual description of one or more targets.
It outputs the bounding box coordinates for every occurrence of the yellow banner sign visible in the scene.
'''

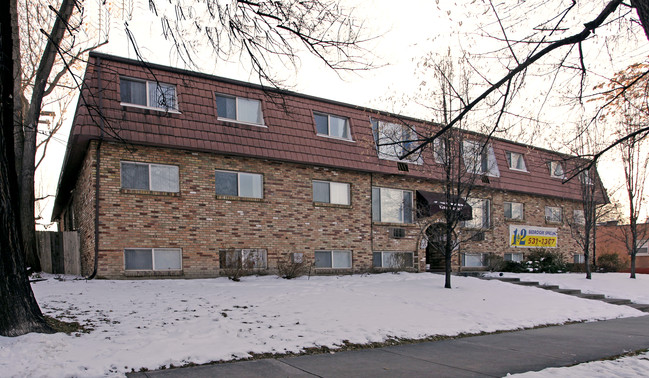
[509,225,558,248]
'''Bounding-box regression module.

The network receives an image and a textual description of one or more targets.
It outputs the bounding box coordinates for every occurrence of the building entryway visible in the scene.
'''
[425,223,448,271]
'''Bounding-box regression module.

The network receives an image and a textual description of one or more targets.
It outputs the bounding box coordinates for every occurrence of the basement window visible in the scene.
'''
[124,248,182,271]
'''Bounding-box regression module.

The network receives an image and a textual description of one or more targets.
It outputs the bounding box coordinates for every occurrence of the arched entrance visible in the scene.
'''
[425,223,453,271]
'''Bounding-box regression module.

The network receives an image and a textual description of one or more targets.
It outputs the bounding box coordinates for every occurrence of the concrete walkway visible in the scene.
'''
[128,315,649,377]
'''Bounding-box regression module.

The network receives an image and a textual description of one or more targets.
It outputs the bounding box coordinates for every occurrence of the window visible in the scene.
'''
[462,253,485,267]
[215,94,264,125]
[433,138,446,164]
[545,206,562,223]
[506,152,527,171]
[215,170,263,199]
[120,78,177,111]
[372,187,413,224]
[504,253,523,262]
[124,248,182,270]
[637,241,648,256]
[219,249,267,269]
[372,251,414,268]
[549,161,564,178]
[504,202,524,221]
[580,170,594,185]
[573,210,586,225]
[315,250,352,268]
[463,198,490,229]
[371,119,419,162]
[573,254,585,264]
[462,140,499,176]
[313,180,350,205]
[314,113,350,140]
[121,162,179,193]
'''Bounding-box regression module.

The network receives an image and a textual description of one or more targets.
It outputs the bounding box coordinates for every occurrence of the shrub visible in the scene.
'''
[277,253,311,279]
[523,249,567,273]
[500,260,526,273]
[485,253,504,272]
[597,253,624,272]
[219,249,257,281]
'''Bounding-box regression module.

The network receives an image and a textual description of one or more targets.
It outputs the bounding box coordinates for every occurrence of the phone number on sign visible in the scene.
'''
[525,237,557,247]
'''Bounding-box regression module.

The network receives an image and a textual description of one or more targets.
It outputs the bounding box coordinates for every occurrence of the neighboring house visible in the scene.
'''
[597,222,649,274]
[52,52,605,279]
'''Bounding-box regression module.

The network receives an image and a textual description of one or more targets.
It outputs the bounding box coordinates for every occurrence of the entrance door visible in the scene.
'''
[426,223,449,271]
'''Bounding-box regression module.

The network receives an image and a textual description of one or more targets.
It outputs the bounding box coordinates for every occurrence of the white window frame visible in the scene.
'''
[124,248,182,271]
[312,180,351,205]
[637,240,649,256]
[120,77,179,112]
[372,251,414,268]
[314,250,352,269]
[506,151,527,171]
[462,140,500,176]
[120,161,180,193]
[215,93,265,126]
[545,206,563,224]
[549,161,565,179]
[372,187,413,224]
[372,119,421,163]
[314,112,352,140]
[215,170,263,199]
[504,253,524,262]
[504,202,524,221]
[463,198,491,229]
[462,253,486,267]
[573,254,585,264]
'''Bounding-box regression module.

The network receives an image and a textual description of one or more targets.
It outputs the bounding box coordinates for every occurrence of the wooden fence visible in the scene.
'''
[36,231,80,275]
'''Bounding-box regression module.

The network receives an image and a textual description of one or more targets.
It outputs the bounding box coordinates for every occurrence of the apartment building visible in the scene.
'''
[52,52,603,278]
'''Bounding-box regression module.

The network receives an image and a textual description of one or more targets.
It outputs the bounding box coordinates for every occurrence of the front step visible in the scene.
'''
[513,281,540,286]
[602,298,632,305]
[577,293,606,300]
[539,285,560,290]
[554,288,582,295]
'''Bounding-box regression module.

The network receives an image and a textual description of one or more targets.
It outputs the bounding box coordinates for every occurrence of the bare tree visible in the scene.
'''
[403,55,497,288]
[618,122,649,279]
[401,1,649,174]
[1,0,54,337]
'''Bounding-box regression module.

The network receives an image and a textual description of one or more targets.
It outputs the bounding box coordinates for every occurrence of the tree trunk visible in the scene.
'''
[17,0,76,272]
[0,0,53,337]
[630,253,636,279]
[444,228,453,289]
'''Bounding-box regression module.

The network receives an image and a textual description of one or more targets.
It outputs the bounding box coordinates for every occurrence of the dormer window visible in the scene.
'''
[462,140,500,176]
[314,112,351,140]
[215,94,264,126]
[371,119,420,163]
[120,78,178,111]
[549,161,564,178]
[506,151,527,171]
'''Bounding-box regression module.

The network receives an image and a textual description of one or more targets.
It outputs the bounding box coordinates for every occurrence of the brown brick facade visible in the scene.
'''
[64,141,586,278]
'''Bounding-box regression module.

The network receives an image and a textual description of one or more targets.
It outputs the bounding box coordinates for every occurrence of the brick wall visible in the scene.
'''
[69,141,586,278]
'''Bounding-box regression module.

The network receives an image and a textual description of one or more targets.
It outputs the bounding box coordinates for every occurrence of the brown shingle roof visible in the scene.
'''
[52,52,605,220]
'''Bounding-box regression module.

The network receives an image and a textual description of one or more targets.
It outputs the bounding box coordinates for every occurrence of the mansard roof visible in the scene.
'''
[52,52,604,220]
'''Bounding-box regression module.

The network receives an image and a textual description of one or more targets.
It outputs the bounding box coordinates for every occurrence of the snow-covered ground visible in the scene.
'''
[486,272,649,304]
[0,273,645,377]
[510,351,649,378]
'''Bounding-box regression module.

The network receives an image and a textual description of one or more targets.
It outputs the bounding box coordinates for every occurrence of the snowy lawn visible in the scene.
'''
[486,272,649,303]
[510,351,649,377]
[0,273,644,377]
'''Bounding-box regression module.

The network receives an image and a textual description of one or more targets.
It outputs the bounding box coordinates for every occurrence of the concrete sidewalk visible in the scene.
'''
[128,315,649,377]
